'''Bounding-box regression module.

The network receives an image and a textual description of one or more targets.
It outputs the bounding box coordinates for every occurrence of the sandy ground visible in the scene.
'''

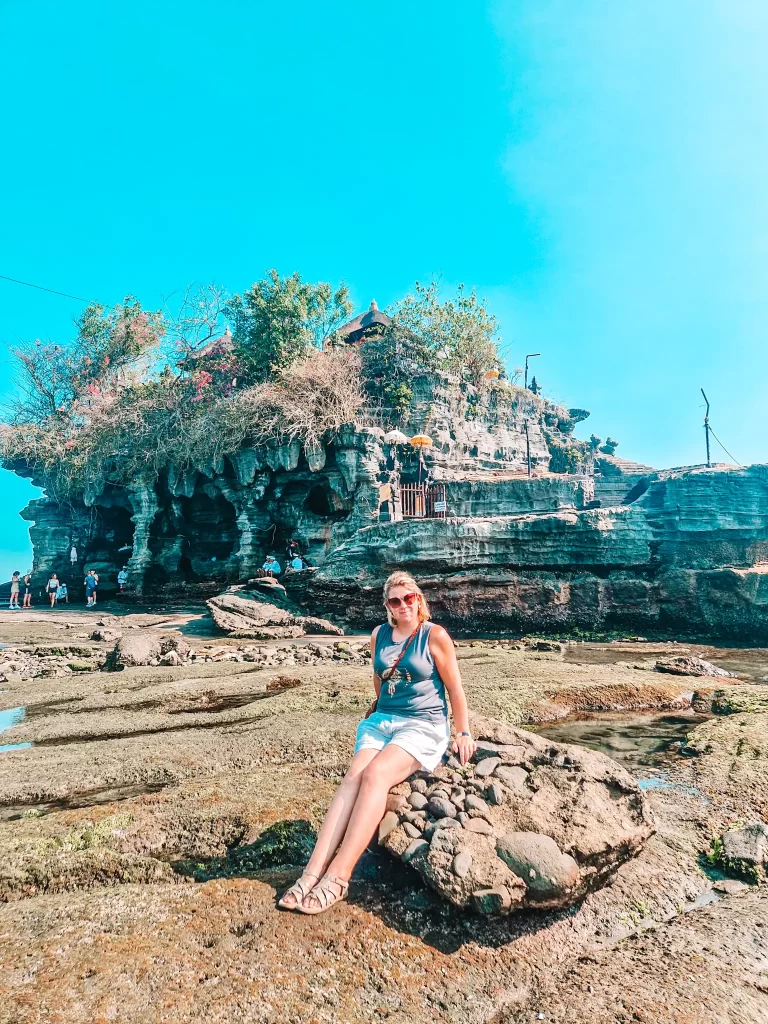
[1,608,767,1023]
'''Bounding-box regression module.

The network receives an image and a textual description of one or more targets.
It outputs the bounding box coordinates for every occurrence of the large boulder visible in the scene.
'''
[111,632,190,669]
[207,592,343,638]
[380,713,654,914]
[654,656,739,678]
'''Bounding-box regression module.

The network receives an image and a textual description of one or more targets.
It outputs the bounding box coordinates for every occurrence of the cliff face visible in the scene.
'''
[15,381,583,596]
[298,464,768,639]
[11,369,768,638]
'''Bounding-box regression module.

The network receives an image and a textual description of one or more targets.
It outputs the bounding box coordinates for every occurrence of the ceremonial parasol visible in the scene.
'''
[409,434,433,448]
[484,368,500,380]
[384,429,409,445]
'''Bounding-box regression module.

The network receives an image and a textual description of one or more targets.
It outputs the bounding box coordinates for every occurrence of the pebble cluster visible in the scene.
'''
[378,718,654,915]
[161,639,370,669]
[0,645,104,682]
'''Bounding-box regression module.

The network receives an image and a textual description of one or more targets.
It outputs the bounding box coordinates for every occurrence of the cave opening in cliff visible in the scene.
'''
[180,491,239,573]
[89,505,134,567]
[304,483,350,520]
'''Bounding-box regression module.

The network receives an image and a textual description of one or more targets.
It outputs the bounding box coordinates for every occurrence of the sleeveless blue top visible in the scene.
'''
[374,622,448,724]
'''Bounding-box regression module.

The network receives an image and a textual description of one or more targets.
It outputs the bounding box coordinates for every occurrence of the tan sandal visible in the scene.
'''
[277,871,320,910]
[297,873,349,915]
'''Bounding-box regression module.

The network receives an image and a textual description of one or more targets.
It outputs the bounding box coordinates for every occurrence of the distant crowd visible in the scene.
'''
[259,539,313,578]
[6,560,130,610]
[5,538,312,609]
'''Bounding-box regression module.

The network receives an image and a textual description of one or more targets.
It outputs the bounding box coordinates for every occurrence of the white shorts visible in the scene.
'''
[354,711,450,772]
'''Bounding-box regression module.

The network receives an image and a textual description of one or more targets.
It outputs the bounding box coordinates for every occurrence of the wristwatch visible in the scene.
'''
[457,731,472,738]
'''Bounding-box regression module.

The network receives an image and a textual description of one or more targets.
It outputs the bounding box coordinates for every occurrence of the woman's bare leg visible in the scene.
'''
[280,748,380,908]
[303,743,419,909]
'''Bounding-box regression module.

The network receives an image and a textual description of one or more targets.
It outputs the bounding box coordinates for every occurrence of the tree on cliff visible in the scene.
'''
[361,280,504,419]
[226,270,353,384]
[6,298,167,425]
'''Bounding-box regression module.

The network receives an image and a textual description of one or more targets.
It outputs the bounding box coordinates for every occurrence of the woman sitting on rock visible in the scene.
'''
[279,570,476,915]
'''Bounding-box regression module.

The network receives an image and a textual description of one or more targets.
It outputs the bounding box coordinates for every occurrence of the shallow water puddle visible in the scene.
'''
[532,709,710,770]
[0,705,31,753]
[564,641,768,681]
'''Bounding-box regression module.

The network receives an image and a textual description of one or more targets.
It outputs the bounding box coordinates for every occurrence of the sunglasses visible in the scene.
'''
[386,593,418,609]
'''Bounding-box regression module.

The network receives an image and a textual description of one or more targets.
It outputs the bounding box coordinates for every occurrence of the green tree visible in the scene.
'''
[7,297,166,425]
[73,297,167,390]
[226,270,352,384]
[391,280,502,387]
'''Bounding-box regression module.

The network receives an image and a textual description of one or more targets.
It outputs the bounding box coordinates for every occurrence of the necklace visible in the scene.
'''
[381,626,419,696]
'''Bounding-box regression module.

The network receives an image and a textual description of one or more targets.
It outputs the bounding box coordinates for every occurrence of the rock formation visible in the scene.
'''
[300,464,768,639]
[7,362,768,638]
[379,714,654,913]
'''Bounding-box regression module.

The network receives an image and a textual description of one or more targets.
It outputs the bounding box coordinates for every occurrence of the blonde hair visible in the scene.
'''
[383,571,430,627]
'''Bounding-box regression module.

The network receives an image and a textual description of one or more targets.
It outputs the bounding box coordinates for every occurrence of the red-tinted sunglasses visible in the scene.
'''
[386,593,418,609]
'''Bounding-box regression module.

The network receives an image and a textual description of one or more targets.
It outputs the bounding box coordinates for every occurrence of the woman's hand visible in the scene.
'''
[452,732,477,766]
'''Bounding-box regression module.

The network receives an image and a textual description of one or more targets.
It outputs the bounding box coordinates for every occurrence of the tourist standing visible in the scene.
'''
[279,570,476,915]
[46,573,59,608]
[9,572,20,610]
[84,570,97,607]
[91,571,99,605]
[117,567,129,592]
[22,572,32,608]
[286,538,300,564]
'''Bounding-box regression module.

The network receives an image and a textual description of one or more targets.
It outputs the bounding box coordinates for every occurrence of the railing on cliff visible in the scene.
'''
[400,483,447,519]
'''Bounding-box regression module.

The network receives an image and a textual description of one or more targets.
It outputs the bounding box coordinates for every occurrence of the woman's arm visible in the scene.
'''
[429,625,477,765]
[365,626,382,718]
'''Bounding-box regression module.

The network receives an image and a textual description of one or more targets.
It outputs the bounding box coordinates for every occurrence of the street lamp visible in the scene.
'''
[524,352,541,390]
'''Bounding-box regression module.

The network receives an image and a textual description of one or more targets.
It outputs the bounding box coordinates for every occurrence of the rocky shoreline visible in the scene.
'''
[1,607,767,1022]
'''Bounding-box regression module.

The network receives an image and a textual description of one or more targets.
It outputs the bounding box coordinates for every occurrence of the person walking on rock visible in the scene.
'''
[46,573,59,608]
[279,570,476,915]
[9,572,20,610]
[22,572,32,609]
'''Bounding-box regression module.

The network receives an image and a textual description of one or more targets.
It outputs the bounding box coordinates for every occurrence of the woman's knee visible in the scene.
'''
[359,760,392,791]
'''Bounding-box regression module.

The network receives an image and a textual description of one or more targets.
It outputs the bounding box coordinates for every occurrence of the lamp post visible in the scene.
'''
[524,353,541,390]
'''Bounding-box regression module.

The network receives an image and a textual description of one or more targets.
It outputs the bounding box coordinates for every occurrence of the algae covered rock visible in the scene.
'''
[710,822,768,883]
[379,713,654,914]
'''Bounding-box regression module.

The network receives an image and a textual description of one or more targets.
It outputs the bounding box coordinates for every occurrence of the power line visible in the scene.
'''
[708,425,742,467]
[0,274,96,304]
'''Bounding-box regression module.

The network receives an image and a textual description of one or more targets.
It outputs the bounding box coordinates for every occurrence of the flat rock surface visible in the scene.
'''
[1,614,767,1022]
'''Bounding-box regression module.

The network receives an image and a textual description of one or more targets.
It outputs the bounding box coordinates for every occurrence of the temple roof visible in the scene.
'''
[336,300,392,340]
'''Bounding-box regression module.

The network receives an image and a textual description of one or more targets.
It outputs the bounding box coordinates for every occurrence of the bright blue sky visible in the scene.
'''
[1,0,767,580]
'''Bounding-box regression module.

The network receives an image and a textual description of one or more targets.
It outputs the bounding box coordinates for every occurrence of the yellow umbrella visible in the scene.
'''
[410,434,433,448]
